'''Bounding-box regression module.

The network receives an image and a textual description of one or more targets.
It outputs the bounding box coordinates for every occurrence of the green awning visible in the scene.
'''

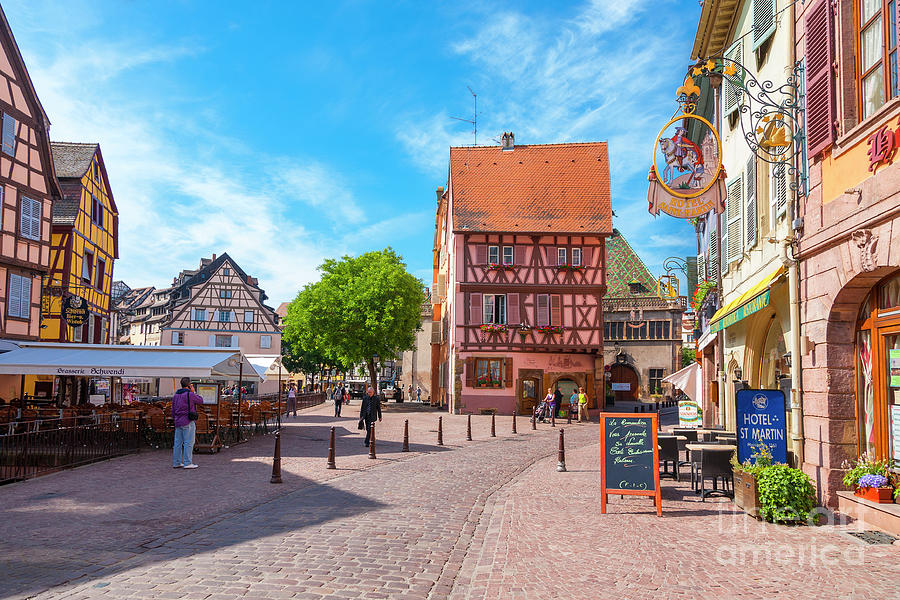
[709,289,769,332]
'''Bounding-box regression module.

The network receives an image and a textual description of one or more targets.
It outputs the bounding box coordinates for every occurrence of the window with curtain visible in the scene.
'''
[858,0,898,120]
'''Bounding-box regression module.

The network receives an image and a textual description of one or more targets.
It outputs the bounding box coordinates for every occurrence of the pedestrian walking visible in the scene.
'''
[359,387,382,447]
[287,383,297,416]
[416,386,422,402]
[553,388,563,419]
[577,387,590,423]
[569,389,579,422]
[545,387,556,422]
[333,385,344,417]
[172,377,203,469]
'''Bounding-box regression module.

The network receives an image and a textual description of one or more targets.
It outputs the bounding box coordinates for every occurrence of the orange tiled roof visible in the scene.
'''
[449,142,612,234]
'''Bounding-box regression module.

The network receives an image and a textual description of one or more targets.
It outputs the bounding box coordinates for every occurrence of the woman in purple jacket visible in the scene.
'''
[172,377,204,469]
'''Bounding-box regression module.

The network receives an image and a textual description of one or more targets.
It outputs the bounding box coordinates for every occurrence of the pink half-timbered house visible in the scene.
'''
[431,135,612,415]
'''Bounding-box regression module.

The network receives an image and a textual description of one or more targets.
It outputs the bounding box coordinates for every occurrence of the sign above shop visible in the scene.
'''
[62,295,88,327]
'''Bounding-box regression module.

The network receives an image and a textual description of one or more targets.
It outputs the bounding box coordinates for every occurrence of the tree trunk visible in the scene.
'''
[368,356,378,394]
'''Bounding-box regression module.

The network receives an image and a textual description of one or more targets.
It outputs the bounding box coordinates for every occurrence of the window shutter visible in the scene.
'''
[475,245,487,264]
[775,166,788,216]
[465,357,475,387]
[804,0,835,156]
[208,335,215,347]
[546,247,557,267]
[507,293,520,324]
[697,253,705,281]
[726,177,742,264]
[537,294,549,327]
[470,293,482,325]
[1,113,15,156]
[8,274,20,317]
[582,246,592,267]
[550,295,562,326]
[723,41,744,117]
[746,157,757,248]
[172,332,179,345]
[709,217,720,276]
[752,0,776,50]
[19,196,30,238]
[231,335,239,348]
[504,357,513,388]
[514,245,526,265]
[21,275,31,319]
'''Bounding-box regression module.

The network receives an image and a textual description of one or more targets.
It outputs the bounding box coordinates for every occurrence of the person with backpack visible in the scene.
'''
[172,377,203,469]
[333,384,344,417]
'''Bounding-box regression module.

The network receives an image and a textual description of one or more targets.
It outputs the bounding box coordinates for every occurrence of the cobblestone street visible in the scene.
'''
[2,404,898,600]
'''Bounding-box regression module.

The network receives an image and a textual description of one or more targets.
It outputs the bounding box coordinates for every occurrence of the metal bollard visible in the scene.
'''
[326,426,336,469]
[512,408,517,434]
[566,407,572,425]
[270,431,283,483]
[368,424,376,459]
[531,413,536,430]
[551,408,556,428]
[467,414,472,441]
[490,412,496,437]
[557,428,567,472]
[402,419,410,452]
[437,416,444,446]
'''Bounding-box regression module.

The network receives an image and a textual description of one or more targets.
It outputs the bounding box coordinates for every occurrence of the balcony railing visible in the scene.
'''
[603,296,687,311]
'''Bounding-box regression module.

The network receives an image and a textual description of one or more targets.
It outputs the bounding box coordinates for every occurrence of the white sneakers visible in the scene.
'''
[183,464,199,469]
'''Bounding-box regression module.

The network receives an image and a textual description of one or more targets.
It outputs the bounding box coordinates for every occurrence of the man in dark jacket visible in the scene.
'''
[360,386,382,447]
[172,377,204,469]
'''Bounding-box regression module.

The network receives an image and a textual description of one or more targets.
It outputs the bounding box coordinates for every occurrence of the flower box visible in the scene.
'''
[487,263,516,271]
[536,325,565,335]
[854,486,895,504]
[479,324,507,334]
[733,470,760,518]
[556,264,585,272]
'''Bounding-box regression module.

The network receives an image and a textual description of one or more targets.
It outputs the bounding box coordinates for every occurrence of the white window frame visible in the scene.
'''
[502,246,514,265]
[223,267,230,276]
[219,289,232,299]
[244,310,254,323]
[260,335,272,349]
[572,247,582,266]
[488,246,500,264]
[82,251,93,282]
[482,294,506,324]
[172,331,185,345]
[557,248,567,265]
[218,310,233,322]
[215,334,232,347]
[193,308,206,321]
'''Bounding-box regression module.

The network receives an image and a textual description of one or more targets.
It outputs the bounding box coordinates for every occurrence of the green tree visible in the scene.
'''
[681,347,696,368]
[283,248,425,392]
[280,336,333,387]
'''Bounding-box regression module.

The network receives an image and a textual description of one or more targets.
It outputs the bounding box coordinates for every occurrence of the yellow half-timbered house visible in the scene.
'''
[43,142,118,343]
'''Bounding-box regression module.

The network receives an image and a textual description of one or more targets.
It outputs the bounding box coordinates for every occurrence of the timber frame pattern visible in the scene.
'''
[458,233,606,353]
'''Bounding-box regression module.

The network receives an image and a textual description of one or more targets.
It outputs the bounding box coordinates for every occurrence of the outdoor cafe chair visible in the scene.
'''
[658,436,680,481]
[694,447,734,501]
[673,428,698,442]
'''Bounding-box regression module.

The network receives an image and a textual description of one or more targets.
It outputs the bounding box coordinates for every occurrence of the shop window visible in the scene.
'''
[649,368,665,395]
[880,277,900,309]
[475,358,503,387]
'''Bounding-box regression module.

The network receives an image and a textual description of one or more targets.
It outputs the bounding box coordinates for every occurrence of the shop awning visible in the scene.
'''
[246,354,289,382]
[663,362,702,403]
[708,265,786,332]
[0,342,260,380]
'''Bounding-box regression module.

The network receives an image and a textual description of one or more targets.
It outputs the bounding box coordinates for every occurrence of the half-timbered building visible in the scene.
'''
[431,136,612,415]
[160,253,281,356]
[42,142,119,344]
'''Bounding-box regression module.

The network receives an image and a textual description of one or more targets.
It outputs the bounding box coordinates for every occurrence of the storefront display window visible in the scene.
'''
[857,329,875,455]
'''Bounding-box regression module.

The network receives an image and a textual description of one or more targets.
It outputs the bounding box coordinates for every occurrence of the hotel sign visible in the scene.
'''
[709,290,769,333]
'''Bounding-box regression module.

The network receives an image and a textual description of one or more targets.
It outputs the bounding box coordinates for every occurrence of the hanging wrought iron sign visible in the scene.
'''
[62,295,88,327]
[648,77,726,219]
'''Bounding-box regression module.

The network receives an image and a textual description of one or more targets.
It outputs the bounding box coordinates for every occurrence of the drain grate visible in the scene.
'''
[29,492,63,501]
[846,530,898,545]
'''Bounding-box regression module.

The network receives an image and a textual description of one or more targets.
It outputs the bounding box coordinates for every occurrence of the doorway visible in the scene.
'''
[609,364,639,403]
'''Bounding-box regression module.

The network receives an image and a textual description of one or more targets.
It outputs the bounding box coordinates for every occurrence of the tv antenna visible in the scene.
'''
[451,86,477,145]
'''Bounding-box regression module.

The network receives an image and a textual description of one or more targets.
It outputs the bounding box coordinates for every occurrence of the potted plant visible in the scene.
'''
[517,325,531,338]
[557,263,585,272]
[756,464,817,524]
[536,325,565,334]
[731,442,770,518]
[480,323,507,334]
[842,454,895,504]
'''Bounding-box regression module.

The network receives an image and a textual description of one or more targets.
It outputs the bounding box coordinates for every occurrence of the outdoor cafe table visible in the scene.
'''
[686,443,737,492]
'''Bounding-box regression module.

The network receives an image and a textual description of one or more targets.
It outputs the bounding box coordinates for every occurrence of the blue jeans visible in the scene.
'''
[173,422,196,467]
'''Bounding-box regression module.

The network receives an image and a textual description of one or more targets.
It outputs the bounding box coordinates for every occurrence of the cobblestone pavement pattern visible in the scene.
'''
[1,403,898,599]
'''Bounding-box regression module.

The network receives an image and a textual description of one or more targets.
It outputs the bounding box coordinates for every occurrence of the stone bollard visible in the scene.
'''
[368,424,377,459]
[531,413,537,430]
[466,414,472,441]
[551,408,556,428]
[566,407,572,425]
[512,408,517,434]
[557,428,567,472]
[326,426,336,469]
[438,416,444,446]
[270,431,283,484]
[490,412,496,437]
[402,419,410,452]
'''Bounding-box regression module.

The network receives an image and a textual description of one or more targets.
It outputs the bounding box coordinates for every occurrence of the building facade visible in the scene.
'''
[42,142,118,344]
[399,294,433,401]
[432,137,612,415]
[602,230,686,405]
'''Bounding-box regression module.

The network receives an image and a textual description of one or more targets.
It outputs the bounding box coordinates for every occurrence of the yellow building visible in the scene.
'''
[42,142,119,344]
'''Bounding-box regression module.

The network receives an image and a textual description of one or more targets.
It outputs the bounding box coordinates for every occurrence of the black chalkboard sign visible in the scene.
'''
[599,413,661,516]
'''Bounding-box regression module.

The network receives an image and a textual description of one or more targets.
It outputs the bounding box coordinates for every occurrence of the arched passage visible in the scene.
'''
[609,363,639,403]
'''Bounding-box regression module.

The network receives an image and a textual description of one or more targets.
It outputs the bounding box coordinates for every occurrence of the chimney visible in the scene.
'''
[212,253,217,261]
[501,131,515,150]
[436,187,444,204]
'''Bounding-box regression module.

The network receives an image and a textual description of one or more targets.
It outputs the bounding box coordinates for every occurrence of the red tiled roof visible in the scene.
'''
[449,142,612,234]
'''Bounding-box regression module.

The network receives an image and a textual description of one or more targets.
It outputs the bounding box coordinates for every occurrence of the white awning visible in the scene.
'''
[0,342,260,380]
[245,354,288,382]
[663,362,702,403]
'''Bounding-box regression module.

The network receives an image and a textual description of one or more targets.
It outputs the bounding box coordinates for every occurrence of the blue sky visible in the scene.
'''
[5,0,701,305]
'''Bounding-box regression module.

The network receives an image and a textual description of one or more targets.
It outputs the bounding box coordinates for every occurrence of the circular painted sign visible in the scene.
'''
[652,113,723,199]
[62,295,88,327]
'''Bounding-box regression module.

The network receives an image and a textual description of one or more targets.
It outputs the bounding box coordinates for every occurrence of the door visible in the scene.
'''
[520,377,539,415]
[609,364,639,403]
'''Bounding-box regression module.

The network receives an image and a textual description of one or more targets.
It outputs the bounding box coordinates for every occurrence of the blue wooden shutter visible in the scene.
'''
[30,198,41,240]
[208,334,215,347]
[752,0,776,50]
[19,196,30,239]
[231,335,238,348]
[1,113,15,156]
[8,274,21,317]
[21,276,31,319]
